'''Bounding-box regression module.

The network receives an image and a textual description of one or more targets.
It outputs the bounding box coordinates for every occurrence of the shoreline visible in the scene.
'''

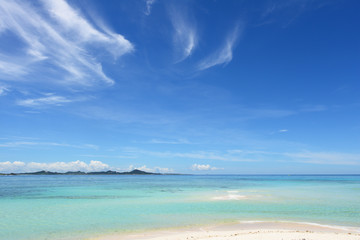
[90,220,360,240]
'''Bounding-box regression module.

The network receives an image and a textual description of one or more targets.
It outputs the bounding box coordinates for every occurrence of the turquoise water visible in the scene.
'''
[0,175,359,240]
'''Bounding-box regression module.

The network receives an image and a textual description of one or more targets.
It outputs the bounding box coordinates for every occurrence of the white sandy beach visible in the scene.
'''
[92,221,360,240]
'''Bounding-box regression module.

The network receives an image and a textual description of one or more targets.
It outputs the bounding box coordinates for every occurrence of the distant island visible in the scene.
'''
[0,169,181,176]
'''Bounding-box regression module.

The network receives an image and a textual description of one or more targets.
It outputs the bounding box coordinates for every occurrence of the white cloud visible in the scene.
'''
[144,0,156,16]
[279,129,288,133]
[135,165,153,172]
[198,24,242,70]
[0,160,175,174]
[0,0,133,86]
[169,6,197,62]
[42,0,133,59]
[127,164,173,173]
[0,161,25,173]
[127,164,135,171]
[17,94,73,107]
[191,164,221,171]
[0,160,109,173]
[88,160,109,171]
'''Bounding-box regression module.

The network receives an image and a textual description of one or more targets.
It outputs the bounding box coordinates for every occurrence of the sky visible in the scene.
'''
[0,0,360,174]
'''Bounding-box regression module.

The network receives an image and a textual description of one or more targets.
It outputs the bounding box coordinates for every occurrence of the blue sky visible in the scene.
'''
[0,0,360,174]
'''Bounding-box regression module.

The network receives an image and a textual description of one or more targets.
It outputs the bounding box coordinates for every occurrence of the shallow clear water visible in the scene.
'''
[0,175,359,240]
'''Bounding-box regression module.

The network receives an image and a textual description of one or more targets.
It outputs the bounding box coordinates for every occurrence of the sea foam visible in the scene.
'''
[212,190,249,200]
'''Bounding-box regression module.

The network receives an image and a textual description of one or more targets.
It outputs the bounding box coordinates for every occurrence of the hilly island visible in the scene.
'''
[0,169,180,175]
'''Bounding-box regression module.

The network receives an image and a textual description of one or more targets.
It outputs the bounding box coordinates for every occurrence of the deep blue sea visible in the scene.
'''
[0,175,359,240]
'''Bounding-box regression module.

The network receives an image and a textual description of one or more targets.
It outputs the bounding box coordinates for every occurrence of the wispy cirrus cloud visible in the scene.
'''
[42,0,133,59]
[198,24,242,70]
[0,0,133,87]
[144,0,156,16]
[0,84,9,96]
[16,93,75,107]
[279,129,288,133]
[169,5,197,62]
[0,59,28,77]
[0,141,98,150]
[259,0,314,28]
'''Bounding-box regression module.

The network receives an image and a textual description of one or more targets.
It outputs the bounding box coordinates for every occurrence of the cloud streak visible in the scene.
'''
[169,5,197,62]
[279,129,288,133]
[0,141,98,150]
[144,0,156,16]
[16,93,75,107]
[0,0,133,86]
[198,24,242,70]
[0,84,9,96]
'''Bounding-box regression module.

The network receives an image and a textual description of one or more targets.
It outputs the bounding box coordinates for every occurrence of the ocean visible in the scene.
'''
[0,175,359,240]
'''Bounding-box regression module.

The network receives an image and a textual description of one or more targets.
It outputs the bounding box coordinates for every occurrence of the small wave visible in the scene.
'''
[212,194,248,200]
[237,220,360,233]
[227,190,239,194]
[295,221,360,233]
